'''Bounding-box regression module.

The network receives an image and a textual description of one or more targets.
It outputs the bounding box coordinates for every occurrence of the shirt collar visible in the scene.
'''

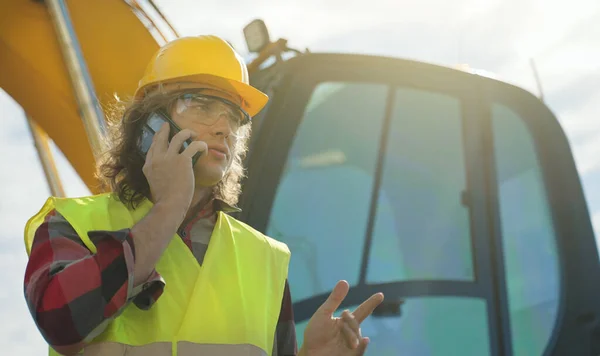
[214,199,242,213]
[187,197,241,220]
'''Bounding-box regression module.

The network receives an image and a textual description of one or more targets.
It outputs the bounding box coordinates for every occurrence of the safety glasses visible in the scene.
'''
[174,93,250,131]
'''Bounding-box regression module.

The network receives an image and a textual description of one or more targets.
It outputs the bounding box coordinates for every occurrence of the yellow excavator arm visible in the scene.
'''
[0,0,162,193]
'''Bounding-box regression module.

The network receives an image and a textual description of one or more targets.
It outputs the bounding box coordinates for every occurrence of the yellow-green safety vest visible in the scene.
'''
[24,193,291,356]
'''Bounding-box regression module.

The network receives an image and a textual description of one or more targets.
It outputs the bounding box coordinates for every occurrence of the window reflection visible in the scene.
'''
[266,82,388,300]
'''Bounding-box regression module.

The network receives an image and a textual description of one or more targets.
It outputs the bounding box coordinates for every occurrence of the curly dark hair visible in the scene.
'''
[96,90,252,210]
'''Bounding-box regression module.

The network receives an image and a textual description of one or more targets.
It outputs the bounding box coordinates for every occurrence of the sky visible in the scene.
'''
[1,0,599,354]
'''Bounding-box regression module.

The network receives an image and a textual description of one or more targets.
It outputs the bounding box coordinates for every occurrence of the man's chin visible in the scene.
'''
[193,171,226,189]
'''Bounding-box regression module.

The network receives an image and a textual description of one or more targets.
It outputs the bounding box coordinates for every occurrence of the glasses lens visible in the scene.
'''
[175,94,249,130]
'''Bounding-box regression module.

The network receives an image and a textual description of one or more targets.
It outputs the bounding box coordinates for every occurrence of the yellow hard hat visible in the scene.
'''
[135,35,268,117]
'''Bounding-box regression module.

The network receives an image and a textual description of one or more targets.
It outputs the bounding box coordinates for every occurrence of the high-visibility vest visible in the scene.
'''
[24,193,291,356]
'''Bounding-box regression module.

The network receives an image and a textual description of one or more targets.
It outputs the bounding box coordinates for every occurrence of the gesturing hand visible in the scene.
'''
[301,280,384,356]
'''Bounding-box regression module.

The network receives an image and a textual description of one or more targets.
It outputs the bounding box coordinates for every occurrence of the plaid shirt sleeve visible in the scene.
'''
[23,209,165,355]
[274,279,298,356]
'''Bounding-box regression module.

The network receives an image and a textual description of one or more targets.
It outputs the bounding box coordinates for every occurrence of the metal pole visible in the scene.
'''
[530,58,545,102]
[26,116,66,197]
[46,0,107,160]
[147,0,180,37]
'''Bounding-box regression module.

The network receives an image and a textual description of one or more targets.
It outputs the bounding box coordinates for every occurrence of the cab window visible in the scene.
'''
[492,103,561,356]
[267,82,388,301]
[266,81,489,354]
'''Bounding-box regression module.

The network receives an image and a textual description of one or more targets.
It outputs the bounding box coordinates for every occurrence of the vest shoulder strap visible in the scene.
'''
[24,193,132,255]
[221,213,291,257]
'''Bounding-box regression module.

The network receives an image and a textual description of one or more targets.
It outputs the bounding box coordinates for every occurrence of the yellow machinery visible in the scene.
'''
[0,0,165,194]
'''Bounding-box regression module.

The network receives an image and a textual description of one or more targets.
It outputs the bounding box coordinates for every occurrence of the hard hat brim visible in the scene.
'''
[134,73,269,117]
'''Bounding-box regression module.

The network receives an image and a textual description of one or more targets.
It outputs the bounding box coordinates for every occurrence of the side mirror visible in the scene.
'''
[243,19,271,53]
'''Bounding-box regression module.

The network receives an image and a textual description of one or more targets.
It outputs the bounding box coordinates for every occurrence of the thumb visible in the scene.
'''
[317,280,349,316]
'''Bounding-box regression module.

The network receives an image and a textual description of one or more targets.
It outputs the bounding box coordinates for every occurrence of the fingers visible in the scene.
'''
[167,128,197,156]
[341,310,361,349]
[341,310,371,355]
[342,310,361,336]
[352,292,384,323]
[355,337,370,355]
[144,134,155,164]
[317,280,349,317]
[342,323,360,349]
[143,123,167,172]
[182,140,207,160]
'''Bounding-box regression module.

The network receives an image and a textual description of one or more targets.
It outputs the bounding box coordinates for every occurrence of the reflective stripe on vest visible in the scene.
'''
[25,193,291,356]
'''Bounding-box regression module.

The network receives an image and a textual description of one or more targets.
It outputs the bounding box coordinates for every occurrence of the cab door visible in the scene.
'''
[240,54,600,356]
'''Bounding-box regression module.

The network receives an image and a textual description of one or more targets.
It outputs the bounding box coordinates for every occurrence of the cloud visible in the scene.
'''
[560,93,600,175]
[0,249,47,356]
[154,0,504,55]
[0,91,52,355]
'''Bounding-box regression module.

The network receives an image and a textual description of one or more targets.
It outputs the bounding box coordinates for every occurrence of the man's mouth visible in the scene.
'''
[207,145,229,159]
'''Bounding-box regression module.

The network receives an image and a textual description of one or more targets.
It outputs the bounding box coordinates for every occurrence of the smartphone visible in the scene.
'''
[138,111,202,166]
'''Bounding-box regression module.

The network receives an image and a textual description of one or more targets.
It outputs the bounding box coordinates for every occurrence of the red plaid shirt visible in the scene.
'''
[24,199,297,355]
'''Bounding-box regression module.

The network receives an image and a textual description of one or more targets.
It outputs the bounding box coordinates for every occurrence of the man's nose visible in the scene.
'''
[210,114,233,137]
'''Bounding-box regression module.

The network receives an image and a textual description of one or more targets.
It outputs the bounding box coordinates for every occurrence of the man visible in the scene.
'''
[23,35,384,356]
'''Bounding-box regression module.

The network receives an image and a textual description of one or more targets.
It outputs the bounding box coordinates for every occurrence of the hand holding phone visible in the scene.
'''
[139,111,203,166]
[141,117,207,218]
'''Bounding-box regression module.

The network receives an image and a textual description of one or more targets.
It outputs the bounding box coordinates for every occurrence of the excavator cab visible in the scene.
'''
[237,20,600,356]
